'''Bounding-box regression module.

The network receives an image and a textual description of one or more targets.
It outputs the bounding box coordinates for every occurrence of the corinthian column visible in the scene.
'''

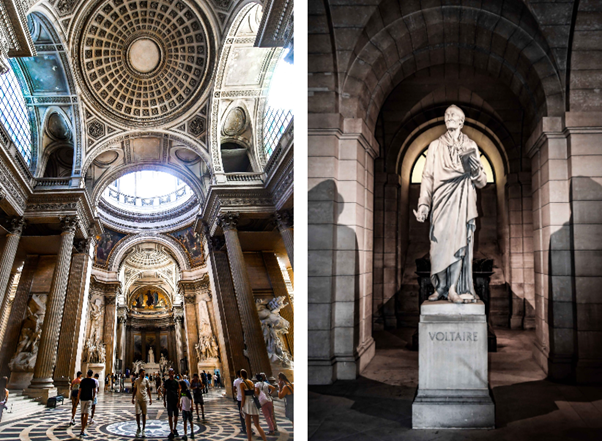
[180,283,201,375]
[54,238,93,396]
[0,218,26,343]
[275,210,294,270]
[218,213,272,377]
[26,217,77,402]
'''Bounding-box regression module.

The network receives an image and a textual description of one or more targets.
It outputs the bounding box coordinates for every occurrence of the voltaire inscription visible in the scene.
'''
[429,331,478,342]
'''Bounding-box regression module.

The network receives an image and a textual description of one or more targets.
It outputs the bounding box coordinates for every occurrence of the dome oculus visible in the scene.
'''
[78,0,211,126]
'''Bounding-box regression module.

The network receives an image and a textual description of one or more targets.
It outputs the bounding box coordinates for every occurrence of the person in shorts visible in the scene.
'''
[190,373,205,421]
[178,380,194,440]
[70,371,83,426]
[90,373,100,424]
[163,368,181,439]
[132,369,152,438]
[77,370,96,437]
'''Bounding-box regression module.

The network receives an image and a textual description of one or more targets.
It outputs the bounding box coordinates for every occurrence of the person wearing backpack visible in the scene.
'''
[239,369,267,441]
[254,373,277,435]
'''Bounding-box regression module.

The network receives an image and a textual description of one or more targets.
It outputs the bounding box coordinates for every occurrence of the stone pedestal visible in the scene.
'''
[412,300,494,429]
[83,363,105,394]
[198,360,222,376]
[8,371,33,391]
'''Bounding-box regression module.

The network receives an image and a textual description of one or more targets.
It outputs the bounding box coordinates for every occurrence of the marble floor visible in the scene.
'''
[309,328,602,441]
[0,388,293,440]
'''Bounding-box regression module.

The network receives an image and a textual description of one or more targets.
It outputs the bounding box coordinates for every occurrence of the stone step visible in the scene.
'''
[2,393,48,422]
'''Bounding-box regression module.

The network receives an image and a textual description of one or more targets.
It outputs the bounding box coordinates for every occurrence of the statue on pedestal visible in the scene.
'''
[159,353,167,373]
[9,295,46,372]
[414,104,488,304]
[148,347,155,364]
[256,296,292,366]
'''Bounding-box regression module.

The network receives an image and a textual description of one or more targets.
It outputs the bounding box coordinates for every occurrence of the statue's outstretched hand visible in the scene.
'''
[413,205,429,222]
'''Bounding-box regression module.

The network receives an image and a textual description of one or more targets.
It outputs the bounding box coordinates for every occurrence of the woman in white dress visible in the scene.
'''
[239,369,267,441]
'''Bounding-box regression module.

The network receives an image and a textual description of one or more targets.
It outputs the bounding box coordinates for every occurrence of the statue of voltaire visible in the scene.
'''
[414,105,487,303]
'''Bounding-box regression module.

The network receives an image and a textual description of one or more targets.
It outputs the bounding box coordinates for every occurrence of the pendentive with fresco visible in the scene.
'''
[0,0,293,406]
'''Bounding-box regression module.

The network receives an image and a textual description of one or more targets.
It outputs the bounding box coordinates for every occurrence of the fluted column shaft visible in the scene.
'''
[28,218,77,390]
[103,295,117,375]
[182,290,200,375]
[0,218,26,346]
[53,241,92,396]
[0,272,18,345]
[275,210,294,270]
[219,213,272,377]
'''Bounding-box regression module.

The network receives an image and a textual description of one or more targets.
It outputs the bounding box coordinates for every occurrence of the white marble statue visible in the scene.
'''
[256,296,292,366]
[414,104,488,304]
[159,353,167,373]
[83,338,106,363]
[89,298,102,342]
[148,347,155,364]
[9,295,46,372]
[133,360,145,374]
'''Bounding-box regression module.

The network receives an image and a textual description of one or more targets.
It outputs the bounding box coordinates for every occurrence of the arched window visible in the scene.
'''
[411,147,495,184]
[0,63,32,165]
[263,48,293,159]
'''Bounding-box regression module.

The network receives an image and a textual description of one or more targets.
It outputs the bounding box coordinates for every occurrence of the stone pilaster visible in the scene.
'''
[0,218,26,343]
[102,294,117,376]
[53,239,93,396]
[219,212,272,377]
[26,217,77,402]
[203,223,248,396]
[0,255,39,380]
[180,280,202,375]
[275,209,294,270]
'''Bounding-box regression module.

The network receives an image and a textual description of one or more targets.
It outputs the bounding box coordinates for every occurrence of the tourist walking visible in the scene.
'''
[156,373,162,399]
[233,370,246,434]
[178,380,195,440]
[163,368,181,439]
[201,371,208,394]
[132,368,152,438]
[278,373,294,425]
[190,373,205,420]
[70,371,83,426]
[0,376,9,423]
[90,373,100,424]
[76,370,96,437]
[255,373,277,435]
[239,369,267,441]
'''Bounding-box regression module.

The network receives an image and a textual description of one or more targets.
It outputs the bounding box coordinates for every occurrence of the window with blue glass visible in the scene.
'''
[263,48,293,160]
[0,63,33,165]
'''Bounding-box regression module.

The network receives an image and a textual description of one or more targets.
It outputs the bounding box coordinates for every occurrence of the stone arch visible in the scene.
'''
[128,285,174,309]
[82,130,212,178]
[108,233,191,272]
[36,106,74,177]
[23,9,86,175]
[340,0,564,132]
[210,2,282,175]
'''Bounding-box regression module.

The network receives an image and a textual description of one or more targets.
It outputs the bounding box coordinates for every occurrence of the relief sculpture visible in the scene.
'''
[9,295,47,372]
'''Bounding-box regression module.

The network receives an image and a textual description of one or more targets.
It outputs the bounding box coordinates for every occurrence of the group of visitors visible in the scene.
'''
[233,370,294,441]
[66,366,293,439]
[69,370,101,437]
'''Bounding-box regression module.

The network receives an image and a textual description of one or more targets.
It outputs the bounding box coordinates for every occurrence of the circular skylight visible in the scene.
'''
[102,170,194,214]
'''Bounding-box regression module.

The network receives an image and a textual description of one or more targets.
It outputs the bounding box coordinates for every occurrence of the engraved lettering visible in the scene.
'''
[429,332,436,341]
[436,332,444,341]
[467,333,472,341]
[473,332,477,342]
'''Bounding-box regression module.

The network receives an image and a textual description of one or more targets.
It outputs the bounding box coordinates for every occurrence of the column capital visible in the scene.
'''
[218,212,240,231]
[105,295,116,305]
[8,217,26,236]
[274,209,293,231]
[60,216,78,233]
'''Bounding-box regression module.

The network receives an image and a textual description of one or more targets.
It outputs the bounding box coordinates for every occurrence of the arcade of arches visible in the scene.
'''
[308,0,602,388]
[0,0,294,415]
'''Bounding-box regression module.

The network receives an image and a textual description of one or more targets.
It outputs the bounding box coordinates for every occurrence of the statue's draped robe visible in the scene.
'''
[418,132,488,297]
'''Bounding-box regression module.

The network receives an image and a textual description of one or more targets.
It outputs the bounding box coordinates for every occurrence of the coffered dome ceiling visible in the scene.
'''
[74,0,215,128]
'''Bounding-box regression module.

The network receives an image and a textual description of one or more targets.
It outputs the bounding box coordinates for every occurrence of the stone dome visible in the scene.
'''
[75,0,213,127]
